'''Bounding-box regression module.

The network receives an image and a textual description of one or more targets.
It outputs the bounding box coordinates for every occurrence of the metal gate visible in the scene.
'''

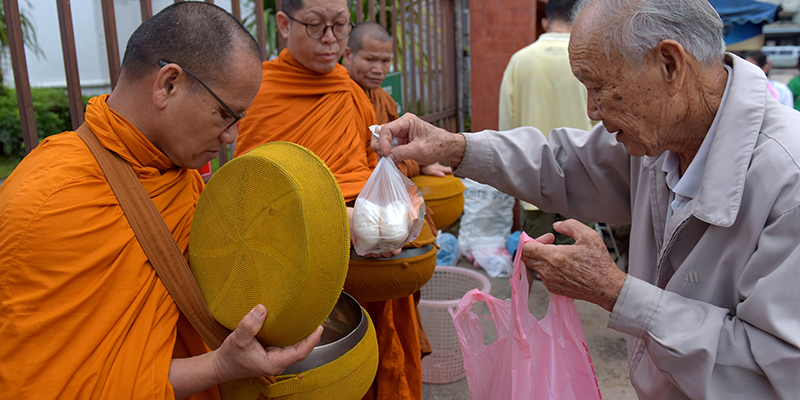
[2,0,460,165]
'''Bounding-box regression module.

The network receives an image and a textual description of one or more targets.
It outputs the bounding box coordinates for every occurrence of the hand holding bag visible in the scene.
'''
[450,232,602,400]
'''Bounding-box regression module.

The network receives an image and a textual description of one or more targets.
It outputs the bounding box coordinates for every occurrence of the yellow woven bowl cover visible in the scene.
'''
[345,221,437,303]
[218,308,379,400]
[411,174,465,229]
[189,142,350,347]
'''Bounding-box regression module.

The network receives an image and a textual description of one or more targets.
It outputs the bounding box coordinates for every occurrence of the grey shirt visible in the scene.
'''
[455,54,800,399]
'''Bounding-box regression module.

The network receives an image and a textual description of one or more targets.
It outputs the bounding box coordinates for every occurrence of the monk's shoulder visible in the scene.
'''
[1,132,109,214]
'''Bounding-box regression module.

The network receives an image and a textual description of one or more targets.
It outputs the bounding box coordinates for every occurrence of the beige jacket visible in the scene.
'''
[456,54,800,399]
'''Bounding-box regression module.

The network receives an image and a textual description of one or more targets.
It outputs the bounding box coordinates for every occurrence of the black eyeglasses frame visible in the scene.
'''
[158,59,245,130]
[284,13,355,40]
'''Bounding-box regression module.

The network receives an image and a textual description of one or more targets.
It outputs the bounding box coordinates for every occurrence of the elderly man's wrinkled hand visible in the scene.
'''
[372,113,465,168]
[521,220,627,312]
[211,304,322,383]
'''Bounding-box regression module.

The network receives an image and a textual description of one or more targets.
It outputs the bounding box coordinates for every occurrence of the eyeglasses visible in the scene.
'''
[158,60,245,130]
[285,13,354,40]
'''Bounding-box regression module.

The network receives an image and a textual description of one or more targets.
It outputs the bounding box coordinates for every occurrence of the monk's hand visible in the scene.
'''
[211,304,322,382]
[373,113,466,168]
[361,247,403,258]
[521,220,627,312]
[421,163,452,177]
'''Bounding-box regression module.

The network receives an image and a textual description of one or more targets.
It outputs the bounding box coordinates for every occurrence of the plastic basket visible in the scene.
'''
[419,266,491,383]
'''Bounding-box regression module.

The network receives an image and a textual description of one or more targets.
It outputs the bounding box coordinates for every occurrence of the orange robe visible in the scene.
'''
[235,49,378,203]
[235,49,422,400]
[0,95,218,400]
[367,87,400,125]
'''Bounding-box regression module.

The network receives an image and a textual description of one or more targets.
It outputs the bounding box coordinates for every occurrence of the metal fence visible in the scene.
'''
[2,0,460,165]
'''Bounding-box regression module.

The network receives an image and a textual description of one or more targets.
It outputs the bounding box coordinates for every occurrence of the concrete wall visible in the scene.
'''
[467,0,540,132]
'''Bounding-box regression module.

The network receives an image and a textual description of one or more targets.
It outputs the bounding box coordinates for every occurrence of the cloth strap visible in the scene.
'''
[75,123,231,348]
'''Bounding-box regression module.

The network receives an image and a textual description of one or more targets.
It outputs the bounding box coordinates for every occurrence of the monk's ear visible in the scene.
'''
[655,39,686,97]
[276,11,291,40]
[152,62,181,110]
[342,47,352,67]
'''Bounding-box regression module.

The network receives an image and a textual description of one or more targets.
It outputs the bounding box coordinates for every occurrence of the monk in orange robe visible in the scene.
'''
[0,4,319,399]
[234,2,424,399]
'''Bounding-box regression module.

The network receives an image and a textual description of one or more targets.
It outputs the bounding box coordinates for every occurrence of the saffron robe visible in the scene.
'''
[367,87,399,125]
[0,95,219,400]
[235,49,423,400]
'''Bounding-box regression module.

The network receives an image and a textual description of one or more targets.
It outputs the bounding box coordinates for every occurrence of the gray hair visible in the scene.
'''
[571,0,725,66]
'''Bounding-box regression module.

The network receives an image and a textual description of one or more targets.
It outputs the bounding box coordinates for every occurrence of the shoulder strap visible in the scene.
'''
[75,124,230,349]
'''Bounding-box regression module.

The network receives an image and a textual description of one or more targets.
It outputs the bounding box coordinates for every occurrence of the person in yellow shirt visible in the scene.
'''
[0,3,320,399]
[499,0,592,243]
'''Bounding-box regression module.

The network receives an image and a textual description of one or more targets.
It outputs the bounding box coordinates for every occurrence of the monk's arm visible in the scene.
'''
[397,160,421,178]
[169,305,322,399]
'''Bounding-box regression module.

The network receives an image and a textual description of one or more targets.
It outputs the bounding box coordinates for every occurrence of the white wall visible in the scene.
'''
[4,0,239,95]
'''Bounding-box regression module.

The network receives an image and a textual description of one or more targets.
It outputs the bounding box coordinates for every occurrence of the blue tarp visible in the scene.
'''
[709,0,780,44]
[709,0,779,26]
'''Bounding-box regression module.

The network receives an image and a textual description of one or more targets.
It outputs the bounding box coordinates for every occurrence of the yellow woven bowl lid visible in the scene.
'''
[189,142,350,347]
[410,174,465,200]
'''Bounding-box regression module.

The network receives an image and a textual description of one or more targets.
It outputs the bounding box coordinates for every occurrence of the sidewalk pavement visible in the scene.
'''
[421,258,638,400]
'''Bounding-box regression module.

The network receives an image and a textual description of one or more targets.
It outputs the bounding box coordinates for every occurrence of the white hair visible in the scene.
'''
[571,0,726,66]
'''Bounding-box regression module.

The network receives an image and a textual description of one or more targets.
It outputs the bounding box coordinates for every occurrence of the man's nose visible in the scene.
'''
[221,123,238,144]
[320,26,337,44]
[586,95,601,121]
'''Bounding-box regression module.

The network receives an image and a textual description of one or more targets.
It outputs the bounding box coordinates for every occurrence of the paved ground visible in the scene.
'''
[421,257,637,400]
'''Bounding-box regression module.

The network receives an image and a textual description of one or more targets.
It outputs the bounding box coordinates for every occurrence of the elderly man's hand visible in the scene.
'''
[521,220,627,312]
[372,113,466,168]
[211,305,322,383]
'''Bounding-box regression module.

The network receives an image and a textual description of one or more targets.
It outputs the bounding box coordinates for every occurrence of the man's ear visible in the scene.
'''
[655,39,686,97]
[276,11,291,40]
[541,18,549,32]
[152,63,181,110]
[342,47,352,67]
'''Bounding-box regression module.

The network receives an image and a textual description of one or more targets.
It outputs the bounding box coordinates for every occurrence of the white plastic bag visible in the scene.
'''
[351,152,425,256]
[458,178,514,277]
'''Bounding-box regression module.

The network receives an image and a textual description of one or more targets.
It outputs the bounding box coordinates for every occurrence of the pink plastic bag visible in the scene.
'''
[450,232,602,400]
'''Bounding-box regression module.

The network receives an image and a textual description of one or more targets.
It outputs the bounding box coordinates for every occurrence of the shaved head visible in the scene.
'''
[281,0,304,16]
[121,2,260,86]
[347,21,392,55]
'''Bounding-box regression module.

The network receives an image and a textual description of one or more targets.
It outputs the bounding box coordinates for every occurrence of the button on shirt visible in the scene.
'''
[662,65,733,239]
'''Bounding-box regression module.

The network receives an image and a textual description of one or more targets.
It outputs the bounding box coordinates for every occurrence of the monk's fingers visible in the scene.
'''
[261,326,323,376]
[229,304,268,348]
[421,163,451,177]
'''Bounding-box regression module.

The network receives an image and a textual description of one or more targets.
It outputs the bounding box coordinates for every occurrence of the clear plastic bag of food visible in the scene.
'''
[351,126,425,256]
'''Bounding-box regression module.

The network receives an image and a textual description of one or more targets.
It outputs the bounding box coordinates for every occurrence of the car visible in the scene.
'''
[762,45,800,68]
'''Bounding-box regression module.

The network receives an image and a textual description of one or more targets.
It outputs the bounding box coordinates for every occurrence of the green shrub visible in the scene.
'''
[0,87,89,158]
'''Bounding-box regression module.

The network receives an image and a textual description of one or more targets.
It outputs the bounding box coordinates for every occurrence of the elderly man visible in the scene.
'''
[374,0,800,398]
[234,1,426,399]
[0,3,320,399]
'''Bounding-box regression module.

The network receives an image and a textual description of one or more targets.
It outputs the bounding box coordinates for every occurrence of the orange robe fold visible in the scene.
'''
[366,87,420,178]
[0,95,218,400]
[235,49,378,204]
[235,49,422,400]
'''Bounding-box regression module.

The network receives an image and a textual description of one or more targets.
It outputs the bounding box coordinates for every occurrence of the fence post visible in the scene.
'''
[101,0,121,90]
[3,0,38,153]
[57,0,85,131]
